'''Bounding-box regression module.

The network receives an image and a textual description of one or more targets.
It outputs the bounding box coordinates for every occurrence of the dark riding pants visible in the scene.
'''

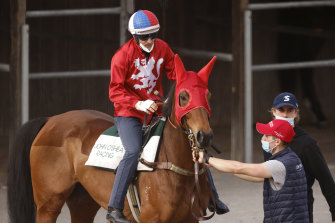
[108,116,142,210]
[207,168,220,201]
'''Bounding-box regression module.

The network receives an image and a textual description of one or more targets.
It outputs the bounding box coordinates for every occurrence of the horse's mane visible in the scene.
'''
[162,83,176,117]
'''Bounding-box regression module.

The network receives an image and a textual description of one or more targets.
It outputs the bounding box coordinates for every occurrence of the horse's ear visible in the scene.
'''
[174,54,187,84]
[198,56,216,85]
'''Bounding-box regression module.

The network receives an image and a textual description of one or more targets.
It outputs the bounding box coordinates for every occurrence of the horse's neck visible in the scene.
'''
[159,116,194,170]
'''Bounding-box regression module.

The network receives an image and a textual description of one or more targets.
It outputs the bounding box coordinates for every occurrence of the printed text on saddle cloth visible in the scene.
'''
[174,54,217,125]
[131,57,164,94]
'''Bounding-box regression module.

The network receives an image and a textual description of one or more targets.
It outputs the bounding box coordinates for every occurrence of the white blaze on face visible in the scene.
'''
[131,57,164,94]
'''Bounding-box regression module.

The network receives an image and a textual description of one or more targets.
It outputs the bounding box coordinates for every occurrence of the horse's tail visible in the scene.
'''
[7,117,48,223]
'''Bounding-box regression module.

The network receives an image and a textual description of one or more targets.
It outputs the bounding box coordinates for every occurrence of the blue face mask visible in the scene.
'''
[261,140,276,153]
[275,115,294,127]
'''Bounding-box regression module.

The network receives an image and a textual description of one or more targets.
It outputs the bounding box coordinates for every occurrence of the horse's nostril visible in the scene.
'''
[196,130,213,147]
[197,131,205,144]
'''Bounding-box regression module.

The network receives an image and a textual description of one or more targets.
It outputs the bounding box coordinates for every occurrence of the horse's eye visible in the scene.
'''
[180,95,187,101]
[179,91,189,107]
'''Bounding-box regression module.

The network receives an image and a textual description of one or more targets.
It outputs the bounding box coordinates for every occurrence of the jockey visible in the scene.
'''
[107,10,175,223]
[107,10,228,223]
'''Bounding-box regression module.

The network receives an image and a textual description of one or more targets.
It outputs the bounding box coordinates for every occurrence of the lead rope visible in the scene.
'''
[186,128,216,221]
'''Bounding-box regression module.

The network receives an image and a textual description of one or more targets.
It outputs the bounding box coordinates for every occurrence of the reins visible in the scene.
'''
[139,158,206,176]
[183,123,216,221]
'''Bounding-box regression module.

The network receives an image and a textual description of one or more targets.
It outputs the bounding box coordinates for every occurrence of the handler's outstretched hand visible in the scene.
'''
[192,151,205,164]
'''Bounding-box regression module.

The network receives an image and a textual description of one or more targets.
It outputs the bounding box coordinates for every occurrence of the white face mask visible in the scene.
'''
[139,42,155,53]
[275,115,294,127]
[261,139,276,153]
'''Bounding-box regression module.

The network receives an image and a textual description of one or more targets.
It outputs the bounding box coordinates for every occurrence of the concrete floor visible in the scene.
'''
[0,122,334,222]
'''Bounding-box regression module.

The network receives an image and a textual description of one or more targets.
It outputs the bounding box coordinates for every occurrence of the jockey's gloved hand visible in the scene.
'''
[135,99,156,114]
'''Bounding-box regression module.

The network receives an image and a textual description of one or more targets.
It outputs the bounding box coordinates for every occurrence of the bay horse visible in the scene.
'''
[7,54,216,223]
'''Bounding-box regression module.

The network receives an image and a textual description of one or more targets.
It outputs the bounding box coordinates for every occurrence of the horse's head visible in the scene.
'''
[172,54,216,149]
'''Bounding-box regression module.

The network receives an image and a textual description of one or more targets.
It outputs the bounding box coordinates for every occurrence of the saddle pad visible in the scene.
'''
[85,117,166,171]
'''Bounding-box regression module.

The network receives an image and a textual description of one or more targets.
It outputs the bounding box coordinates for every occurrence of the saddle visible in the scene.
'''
[141,115,162,149]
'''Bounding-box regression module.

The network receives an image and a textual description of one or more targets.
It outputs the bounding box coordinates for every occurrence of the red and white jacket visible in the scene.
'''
[109,38,176,123]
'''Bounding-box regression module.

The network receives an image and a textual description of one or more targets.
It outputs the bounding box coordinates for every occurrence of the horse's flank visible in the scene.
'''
[30,110,115,222]
[32,110,113,154]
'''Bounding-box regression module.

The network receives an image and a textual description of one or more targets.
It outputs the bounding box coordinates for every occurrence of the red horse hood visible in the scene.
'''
[174,54,216,125]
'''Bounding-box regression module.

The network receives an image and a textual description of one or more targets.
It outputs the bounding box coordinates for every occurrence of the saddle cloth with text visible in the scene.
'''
[85,117,166,171]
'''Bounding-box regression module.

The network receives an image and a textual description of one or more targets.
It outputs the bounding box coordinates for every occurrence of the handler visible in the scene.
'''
[195,119,309,222]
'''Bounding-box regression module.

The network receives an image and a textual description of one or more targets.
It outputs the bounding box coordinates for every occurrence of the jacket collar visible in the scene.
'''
[269,147,292,160]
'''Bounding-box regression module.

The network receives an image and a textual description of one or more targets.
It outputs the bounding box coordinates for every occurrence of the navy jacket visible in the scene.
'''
[263,147,309,223]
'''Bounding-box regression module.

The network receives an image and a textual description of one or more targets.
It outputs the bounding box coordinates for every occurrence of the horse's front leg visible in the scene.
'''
[137,172,199,223]
[139,201,199,223]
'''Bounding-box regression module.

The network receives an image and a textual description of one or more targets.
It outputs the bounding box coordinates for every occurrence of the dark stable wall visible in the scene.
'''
[1,0,335,140]
[0,0,10,136]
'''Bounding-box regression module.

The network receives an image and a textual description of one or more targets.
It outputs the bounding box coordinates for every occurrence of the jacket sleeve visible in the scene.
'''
[164,45,176,81]
[304,142,335,220]
[109,51,141,109]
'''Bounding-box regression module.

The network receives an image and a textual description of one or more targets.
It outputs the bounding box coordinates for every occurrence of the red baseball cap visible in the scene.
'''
[256,119,295,142]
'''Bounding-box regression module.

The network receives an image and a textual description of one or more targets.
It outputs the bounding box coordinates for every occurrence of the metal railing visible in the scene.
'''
[173,47,233,62]
[20,1,134,124]
[26,7,121,18]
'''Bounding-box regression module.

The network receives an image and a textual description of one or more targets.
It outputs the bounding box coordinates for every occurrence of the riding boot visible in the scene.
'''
[208,197,230,215]
[106,207,130,223]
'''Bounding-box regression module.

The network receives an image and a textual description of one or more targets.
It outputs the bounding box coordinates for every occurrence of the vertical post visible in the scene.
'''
[9,0,26,147]
[21,24,29,124]
[231,0,248,161]
[244,10,253,163]
[120,0,134,46]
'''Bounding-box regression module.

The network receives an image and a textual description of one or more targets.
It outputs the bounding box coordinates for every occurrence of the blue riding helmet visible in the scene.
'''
[128,10,160,35]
